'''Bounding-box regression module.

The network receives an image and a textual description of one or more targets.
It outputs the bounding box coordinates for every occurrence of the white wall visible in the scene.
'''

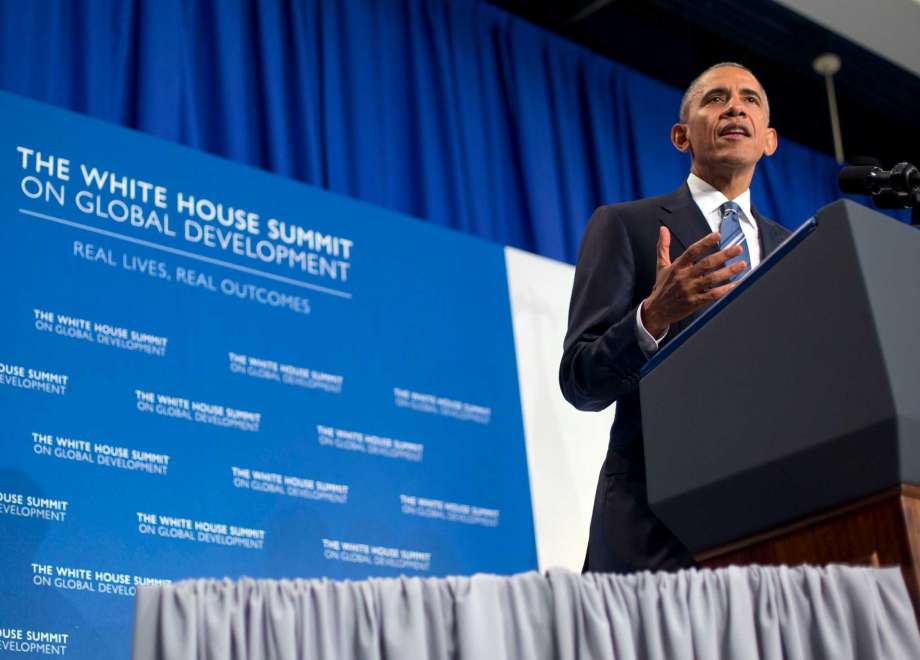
[504,246,613,571]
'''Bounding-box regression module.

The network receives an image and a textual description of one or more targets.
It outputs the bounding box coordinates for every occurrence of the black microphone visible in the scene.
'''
[838,162,920,209]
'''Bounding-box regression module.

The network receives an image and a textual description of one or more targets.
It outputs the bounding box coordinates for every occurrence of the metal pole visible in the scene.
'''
[824,74,845,164]
[813,53,845,164]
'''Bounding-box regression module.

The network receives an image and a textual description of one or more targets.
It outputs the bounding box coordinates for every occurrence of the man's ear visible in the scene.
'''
[671,123,691,153]
[763,127,778,157]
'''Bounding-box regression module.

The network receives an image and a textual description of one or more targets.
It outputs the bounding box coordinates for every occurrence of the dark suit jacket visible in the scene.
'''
[559,182,790,571]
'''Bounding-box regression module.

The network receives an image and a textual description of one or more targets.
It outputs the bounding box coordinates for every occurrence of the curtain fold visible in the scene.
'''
[2,0,894,266]
[132,566,920,660]
[134,572,555,660]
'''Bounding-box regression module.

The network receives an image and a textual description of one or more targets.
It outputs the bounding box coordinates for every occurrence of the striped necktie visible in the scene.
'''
[719,201,751,282]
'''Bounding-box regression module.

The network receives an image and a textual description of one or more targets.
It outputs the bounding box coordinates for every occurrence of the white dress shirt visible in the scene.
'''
[635,173,761,355]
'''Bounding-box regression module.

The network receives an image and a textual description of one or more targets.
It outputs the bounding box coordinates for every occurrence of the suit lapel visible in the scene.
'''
[661,186,785,259]
[752,208,782,257]
[657,183,712,258]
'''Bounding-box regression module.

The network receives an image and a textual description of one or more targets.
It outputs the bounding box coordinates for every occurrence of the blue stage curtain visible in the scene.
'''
[0,0,899,264]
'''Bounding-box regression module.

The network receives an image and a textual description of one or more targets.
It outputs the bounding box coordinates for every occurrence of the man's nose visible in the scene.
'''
[722,99,746,117]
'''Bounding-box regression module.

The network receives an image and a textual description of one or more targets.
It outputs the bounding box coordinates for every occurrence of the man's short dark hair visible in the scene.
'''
[678,62,770,123]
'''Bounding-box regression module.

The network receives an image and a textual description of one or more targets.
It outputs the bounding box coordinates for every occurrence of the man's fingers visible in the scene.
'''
[691,244,744,275]
[674,232,720,267]
[656,227,671,270]
[700,281,736,302]
[699,261,747,290]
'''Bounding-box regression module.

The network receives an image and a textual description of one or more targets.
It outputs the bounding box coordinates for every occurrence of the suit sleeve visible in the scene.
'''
[559,205,648,411]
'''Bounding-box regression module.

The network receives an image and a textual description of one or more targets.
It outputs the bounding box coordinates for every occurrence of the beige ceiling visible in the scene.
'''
[774,0,920,78]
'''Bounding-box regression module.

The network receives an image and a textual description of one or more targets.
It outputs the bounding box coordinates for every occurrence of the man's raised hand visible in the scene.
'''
[640,227,746,338]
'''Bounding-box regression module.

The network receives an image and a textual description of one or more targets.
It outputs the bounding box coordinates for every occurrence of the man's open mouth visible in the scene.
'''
[719,125,751,137]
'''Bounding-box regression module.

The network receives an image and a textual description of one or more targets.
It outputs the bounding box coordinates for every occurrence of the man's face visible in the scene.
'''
[672,66,777,174]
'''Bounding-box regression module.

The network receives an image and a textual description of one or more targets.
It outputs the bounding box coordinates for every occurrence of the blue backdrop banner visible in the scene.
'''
[0,91,536,659]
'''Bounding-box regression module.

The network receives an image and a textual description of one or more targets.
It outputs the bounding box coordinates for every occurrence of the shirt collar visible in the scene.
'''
[686,173,754,224]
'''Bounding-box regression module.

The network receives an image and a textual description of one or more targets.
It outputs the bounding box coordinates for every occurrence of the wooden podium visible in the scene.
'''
[698,485,920,616]
[639,200,920,618]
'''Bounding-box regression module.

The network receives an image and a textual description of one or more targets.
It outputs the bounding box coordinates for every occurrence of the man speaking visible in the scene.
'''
[560,63,791,573]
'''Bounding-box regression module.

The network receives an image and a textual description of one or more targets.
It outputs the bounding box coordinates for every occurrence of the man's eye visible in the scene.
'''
[746,96,760,104]
[707,95,725,104]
